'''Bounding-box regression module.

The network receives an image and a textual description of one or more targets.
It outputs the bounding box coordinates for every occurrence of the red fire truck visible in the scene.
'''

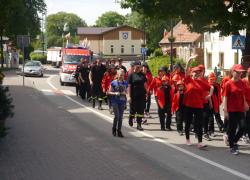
[59,44,91,86]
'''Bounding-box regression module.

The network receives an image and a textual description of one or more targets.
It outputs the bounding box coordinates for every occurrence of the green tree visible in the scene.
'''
[125,11,177,53]
[46,12,87,47]
[95,11,126,27]
[121,0,250,65]
[0,0,46,67]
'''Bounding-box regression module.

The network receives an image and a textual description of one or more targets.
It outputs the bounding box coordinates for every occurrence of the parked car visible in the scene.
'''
[22,60,44,77]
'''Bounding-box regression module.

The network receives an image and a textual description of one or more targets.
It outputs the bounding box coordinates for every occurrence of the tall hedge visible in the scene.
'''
[29,52,47,64]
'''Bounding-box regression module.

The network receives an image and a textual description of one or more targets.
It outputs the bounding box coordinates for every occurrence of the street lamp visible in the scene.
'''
[62,22,69,48]
[168,19,175,72]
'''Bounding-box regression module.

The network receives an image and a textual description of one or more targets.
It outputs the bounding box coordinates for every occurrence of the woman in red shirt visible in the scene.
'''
[183,56,211,149]
[242,68,250,143]
[224,64,248,155]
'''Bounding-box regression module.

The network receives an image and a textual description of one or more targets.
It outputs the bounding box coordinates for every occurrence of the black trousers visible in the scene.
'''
[208,111,224,132]
[131,96,146,124]
[176,108,184,131]
[203,103,210,134]
[184,106,203,142]
[145,94,151,113]
[91,83,104,107]
[155,97,172,129]
[79,81,89,99]
[228,112,245,148]
[245,110,250,137]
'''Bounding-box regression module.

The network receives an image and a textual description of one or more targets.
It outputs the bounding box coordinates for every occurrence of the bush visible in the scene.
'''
[153,48,163,57]
[19,54,24,64]
[0,84,14,137]
[148,55,186,76]
[29,52,47,64]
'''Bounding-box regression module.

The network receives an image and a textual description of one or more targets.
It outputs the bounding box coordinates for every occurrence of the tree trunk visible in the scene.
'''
[0,29,4,68]
[242,29,250,67]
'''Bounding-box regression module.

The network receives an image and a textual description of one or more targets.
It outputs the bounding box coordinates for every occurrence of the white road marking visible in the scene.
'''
[46,75,250,180]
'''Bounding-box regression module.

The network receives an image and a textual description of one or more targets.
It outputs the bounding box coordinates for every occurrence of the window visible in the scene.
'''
[110,45,114,54]
[219,52,224,69]
[234,52,238,64]
[207,53,212,69]
[131,45,135,54]
[121,45,124,54]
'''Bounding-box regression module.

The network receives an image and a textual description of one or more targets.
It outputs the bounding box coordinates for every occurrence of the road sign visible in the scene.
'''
[141,47,147,55]
[17,35,30,48]
[232,35,245,49]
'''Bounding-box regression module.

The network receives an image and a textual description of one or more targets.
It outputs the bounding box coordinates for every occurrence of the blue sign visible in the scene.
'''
[141,47,147,55]
[232,35,245,49]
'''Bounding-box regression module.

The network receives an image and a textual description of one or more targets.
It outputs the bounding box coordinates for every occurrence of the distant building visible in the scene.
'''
[203,31,246,75]
[159,21,203,64]
[77,25,146,60]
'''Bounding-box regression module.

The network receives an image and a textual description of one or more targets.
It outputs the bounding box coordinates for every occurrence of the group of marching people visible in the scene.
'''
[74,56,250,155]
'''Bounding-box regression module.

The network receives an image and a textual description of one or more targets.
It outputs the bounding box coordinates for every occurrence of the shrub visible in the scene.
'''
[19,54,24,64]
[148,55,186,76]
[29,52,47,64]
[0,83,14,137]
[153,48,163,57]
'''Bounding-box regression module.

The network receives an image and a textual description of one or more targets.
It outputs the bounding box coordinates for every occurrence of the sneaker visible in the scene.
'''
[241,136,250,144]
[178,130,184,136]
[142,119,148,125]
[230,147,239,155]
[203,134,212,141]
[197,143,207,149]
[128,118,133,127]
[166,127,172,131]
[223,134,229,146]
[137,125,144,131]
[186,140,192,146]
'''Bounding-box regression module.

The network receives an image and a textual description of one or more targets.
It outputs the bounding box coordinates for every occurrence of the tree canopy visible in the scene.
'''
[46,12,87,48]
[121,0,250,64]
[95,11,126,27]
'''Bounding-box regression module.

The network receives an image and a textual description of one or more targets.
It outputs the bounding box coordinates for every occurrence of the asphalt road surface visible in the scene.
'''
[0,65,250,180]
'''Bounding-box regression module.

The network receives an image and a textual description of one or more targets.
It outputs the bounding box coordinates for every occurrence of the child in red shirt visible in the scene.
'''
[224,64,248,155]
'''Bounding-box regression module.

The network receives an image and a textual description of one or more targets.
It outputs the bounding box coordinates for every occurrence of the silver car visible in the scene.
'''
[23,61,44,77]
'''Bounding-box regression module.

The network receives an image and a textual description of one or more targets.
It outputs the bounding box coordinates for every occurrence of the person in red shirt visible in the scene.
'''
[172,80,185,135]
[207,73,224,133]
[223,64,248,155]
[242,68,250,143]
[102,64,117,113]
[154,75,174,131]
[183,55,211,149]
[142,62,153,119]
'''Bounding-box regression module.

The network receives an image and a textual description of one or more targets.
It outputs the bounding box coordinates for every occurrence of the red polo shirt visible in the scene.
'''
[225,79,246,112]
[183,76,211,108]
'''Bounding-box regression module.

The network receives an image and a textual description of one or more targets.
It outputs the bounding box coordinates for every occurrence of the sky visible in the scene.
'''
[45,0,131,26]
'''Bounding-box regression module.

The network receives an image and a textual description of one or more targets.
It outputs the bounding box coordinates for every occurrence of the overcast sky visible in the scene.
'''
[45,0,131,26]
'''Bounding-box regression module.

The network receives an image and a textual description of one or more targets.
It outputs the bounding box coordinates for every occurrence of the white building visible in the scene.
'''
[204,30,245,74]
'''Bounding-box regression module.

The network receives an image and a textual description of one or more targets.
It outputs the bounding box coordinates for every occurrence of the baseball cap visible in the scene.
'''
[134,61,141,66]
[231,64,246,72]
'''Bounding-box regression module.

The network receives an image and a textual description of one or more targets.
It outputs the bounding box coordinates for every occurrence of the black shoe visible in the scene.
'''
[117,131,124,138]
[92,101,95,108]
[129,118,133,127]
[137,125,144,131]
[161,127,166,131]
[98,106,103,110]
[112,128,116,136]
[166,127,172,131]
[178,130,184,136]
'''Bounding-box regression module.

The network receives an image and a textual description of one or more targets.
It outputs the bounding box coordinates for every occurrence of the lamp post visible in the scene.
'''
[62,22,69,48]
[168,19,175,72]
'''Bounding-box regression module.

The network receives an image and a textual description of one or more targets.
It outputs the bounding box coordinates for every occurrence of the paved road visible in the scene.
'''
[1,67,250,180]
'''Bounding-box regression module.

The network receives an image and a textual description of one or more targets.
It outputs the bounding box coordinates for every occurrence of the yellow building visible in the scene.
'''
[77,25,146,60]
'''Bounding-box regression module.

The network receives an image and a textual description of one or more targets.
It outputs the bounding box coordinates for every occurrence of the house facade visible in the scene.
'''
[203,31,246,74]
[159,21,204,64]
[77,25,146,60]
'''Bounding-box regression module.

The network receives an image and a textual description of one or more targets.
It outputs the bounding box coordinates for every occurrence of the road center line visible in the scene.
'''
[46,75,250,180]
